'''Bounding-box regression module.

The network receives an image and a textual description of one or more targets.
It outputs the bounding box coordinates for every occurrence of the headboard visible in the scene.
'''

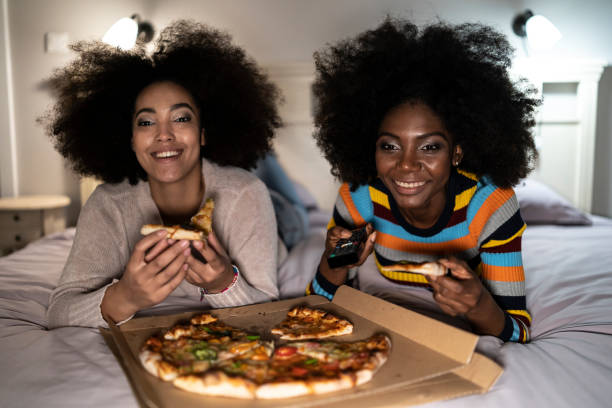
[511,58,605,212]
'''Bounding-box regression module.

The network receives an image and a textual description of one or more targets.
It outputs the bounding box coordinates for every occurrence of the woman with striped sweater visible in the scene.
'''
[307,19,539,343]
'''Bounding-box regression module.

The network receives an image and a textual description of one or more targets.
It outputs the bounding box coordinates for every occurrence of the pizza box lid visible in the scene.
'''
[101,285,503,408]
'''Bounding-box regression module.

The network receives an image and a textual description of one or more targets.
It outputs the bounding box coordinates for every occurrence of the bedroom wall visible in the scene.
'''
[1,0,611,225]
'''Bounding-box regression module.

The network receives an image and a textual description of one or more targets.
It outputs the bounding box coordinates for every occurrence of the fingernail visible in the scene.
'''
[193,240,203,249]
[157,230,166,236]
[183,248,191,256]
[180,240,189,248]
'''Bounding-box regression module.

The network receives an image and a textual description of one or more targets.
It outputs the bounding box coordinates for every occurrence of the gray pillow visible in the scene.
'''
[514,179,592,225]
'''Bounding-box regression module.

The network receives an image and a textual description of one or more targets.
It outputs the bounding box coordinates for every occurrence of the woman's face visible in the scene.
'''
[132,81,204,187]
[375,102,461,225]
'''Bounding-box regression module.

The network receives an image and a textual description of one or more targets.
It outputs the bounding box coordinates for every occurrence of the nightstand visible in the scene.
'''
[0,195,71,255]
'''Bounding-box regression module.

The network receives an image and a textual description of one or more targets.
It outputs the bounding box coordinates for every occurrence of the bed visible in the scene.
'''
[1,176,611,408]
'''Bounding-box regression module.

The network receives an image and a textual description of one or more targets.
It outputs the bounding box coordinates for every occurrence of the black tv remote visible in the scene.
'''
[327,227,368,269]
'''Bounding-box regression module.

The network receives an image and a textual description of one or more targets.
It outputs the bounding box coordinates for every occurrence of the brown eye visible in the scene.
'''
[422,143,441,151]
[378,141,399,151]
[174,114,192,123]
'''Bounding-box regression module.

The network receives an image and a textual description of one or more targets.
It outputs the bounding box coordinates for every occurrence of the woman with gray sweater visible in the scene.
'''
[43,20,282,328]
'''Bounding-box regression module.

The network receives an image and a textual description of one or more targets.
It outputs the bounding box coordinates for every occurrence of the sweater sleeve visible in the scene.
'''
[47,187,130,329]
[478,189,531,343]
[203,178,279,308]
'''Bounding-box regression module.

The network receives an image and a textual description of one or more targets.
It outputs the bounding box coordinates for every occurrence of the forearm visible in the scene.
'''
[465,289,506,337]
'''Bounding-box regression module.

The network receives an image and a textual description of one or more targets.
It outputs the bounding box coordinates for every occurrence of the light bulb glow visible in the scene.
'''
[525,15,562,50]
[102,17,138,50]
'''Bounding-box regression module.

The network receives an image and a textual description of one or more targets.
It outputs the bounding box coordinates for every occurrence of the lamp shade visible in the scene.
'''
[525,14,562,50]
[512,10,562,51]
[102,17,138,50]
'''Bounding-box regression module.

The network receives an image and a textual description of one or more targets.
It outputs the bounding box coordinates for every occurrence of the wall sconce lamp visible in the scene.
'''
[102,14,154,50]
[512,10,562,51]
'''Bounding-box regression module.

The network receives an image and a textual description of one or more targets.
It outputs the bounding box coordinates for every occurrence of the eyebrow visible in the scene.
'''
[134,102,197,118]
[378,131,449,141]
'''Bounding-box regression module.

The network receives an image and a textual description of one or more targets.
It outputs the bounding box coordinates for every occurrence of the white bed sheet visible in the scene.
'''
[1,216,611,408]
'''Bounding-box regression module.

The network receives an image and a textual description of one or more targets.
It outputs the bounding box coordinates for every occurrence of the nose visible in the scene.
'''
[156,122,175,142]
[397,149,420,170]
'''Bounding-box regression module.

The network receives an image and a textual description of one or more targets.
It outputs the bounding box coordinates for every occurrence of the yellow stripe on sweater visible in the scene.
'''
[375,257,429,284]
[454,185,477,211]
[369,186,390,209]
[507,309,532,323]
[481,223,526,248]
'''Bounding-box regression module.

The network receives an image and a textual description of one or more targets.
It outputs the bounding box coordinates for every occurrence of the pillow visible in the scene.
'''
[514,179,592,225]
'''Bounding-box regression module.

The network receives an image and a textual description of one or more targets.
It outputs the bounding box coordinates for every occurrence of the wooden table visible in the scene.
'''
[0,195,71,255]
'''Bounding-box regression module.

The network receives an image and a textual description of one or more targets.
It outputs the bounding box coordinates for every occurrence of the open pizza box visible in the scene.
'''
[101,285,503,408]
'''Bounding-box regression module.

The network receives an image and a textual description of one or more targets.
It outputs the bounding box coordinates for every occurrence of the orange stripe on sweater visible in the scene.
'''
[376,231,477,254]
[481,264,525,282]
[469,187,515,238]
[339,184,365,226]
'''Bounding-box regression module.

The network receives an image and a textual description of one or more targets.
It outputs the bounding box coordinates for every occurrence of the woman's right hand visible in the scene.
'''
[101,230,190,323]
[318,223,376,286]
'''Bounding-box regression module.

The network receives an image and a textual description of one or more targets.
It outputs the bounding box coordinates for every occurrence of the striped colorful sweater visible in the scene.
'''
[307,168,531,343]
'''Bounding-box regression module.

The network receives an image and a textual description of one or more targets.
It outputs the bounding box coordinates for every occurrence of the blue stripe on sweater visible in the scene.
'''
[481,251,523,267]
[374,216,469,244]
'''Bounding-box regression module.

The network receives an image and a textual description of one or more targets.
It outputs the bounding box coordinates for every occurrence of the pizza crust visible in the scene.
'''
[173,371,257,399]
[140,224,205,240]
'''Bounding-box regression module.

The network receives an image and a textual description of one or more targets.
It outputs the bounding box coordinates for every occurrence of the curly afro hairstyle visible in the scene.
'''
[313,18,540,189]
[41,20,281,185]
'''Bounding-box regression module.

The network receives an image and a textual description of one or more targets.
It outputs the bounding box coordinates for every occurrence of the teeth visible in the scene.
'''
[395,180,426,188]
[155,150,180,158]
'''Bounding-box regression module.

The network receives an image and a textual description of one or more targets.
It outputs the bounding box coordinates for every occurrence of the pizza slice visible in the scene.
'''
[190,198,214,235]
[140,313,272,382]
[380,261,448,277]
[270,306,353,340]
[140,198,215,240]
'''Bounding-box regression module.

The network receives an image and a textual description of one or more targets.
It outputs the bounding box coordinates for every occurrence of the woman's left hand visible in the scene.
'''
[426,256,505,336]
[183,230,235,293]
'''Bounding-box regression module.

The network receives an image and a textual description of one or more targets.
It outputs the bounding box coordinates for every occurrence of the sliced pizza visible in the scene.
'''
[190,198,214,235]
[270,306,353,340]
[172,333,391,399]
[380,261,448,277]
[140,198,215,240]
[139,313,272,382]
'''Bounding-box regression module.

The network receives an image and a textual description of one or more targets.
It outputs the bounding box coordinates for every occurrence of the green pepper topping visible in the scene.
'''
[246,335,260,340]
[193,348,217,361]
[305,358,318,365]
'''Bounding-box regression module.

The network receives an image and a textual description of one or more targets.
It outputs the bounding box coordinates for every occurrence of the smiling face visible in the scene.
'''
[375,101,462,228]
[132,81,205,188]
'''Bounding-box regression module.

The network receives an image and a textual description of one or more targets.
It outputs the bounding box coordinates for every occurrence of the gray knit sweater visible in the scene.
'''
[47,159,279,328]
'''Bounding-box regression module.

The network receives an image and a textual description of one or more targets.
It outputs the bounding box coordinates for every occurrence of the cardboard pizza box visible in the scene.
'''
[101,285,503,408]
